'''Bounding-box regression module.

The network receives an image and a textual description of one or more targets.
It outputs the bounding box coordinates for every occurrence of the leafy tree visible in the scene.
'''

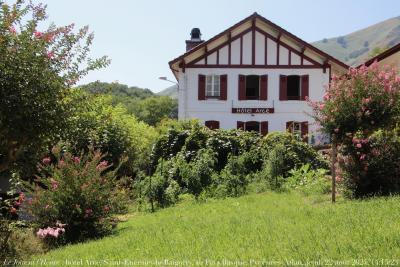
[131,96,178,126]
[80,81,154,99]
[0,1,109,176]
[368,46,388,58]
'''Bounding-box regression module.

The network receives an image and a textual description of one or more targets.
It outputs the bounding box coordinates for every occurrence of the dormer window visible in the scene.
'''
[206,75,220,97]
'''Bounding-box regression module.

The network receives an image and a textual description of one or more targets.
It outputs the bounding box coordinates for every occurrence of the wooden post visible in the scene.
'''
[331,135,337,203]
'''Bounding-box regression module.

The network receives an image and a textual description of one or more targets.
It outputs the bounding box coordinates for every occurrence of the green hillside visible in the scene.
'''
[313,16,400,66]
[34,192,400,266]
[157,84,178,99]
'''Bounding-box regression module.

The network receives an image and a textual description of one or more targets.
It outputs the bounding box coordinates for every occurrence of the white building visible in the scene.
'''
[169,13,349,143]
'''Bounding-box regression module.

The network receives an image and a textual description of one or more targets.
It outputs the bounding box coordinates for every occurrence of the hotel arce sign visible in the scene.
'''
[232,108,275,114]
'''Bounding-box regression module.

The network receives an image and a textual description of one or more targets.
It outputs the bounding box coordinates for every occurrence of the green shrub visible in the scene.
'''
[262,132,328,178]
[211,155,250,198]
[284,164,330,195]
[26,146,128,245]
[179,149,216,198]
[257,144,286,190]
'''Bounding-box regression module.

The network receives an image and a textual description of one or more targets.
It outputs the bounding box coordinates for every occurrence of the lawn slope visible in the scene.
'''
[33,193,400,266]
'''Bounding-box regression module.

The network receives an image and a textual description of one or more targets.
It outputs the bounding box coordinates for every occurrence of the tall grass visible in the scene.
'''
[31,192,400,266]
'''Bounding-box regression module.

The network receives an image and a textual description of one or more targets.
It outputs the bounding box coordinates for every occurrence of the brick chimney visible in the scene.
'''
[186,28,204,51]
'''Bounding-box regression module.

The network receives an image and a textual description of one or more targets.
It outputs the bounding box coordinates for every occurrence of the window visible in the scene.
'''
[287,75,301,100]
[279,75,308,101]
[292,122,301,138]
[206,75,220,97]
[245,75,260,100]
[245,121,260,133]
[286,121,308,142]
[205,120,220,130]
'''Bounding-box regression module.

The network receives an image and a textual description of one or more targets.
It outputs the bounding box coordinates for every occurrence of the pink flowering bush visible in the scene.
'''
[310,62,400,140]
[309,62,400,197]
[26,146,128,244]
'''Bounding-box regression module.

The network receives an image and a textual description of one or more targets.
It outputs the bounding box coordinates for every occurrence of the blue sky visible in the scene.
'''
[37,0,400,92]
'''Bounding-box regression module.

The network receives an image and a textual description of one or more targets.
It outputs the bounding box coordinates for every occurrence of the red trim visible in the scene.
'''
[289,51,292,65]
[277,33,281,65]
[186,65,324,69]
[359,42,400,67]
[265,36,268,65]
[228,32,231,65]
[240,36,243,65]
[216,49,219,65]
[252,18,256,65]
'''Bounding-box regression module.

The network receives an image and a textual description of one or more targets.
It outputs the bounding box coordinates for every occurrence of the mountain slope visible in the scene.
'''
[157,84,178,99]
[313,16,400,66]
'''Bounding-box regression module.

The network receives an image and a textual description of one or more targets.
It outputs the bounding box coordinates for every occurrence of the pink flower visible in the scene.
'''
[96,160,108,171]
[84,208,93,218]
[9,26,16,34]
[356,143,362,149]
[34,31,43,38]
[10,207,17,214]
[73,156,81,164]
[334,128,339,133]
[50,178,59,190]
[19,192,25,202]
[42,157,51,165]
[360,154,366,161]
[46,51,54,59]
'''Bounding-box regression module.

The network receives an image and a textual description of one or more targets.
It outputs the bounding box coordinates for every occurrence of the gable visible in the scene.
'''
[189,28,320,68]
[169,13,349,78]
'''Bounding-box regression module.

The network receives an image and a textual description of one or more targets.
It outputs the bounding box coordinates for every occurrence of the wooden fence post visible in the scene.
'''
[331,135,337,203]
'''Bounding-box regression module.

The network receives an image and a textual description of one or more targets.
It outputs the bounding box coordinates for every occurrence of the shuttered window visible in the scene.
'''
[286,121,309,143]
[205,120,220,130]
[206,75,220,97]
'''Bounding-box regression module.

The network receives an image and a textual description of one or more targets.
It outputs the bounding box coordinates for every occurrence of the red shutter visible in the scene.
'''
[205,120,220,130]
[286,121,293,133]
[260,75,268,100]
[301,75,309,100]
[220,74,227,100]
[260,121,268,136]
[198,74,206,100]
[238,75,246,100]
[237,121,245,130]
[279,75,287,101]
[301,121,309,142]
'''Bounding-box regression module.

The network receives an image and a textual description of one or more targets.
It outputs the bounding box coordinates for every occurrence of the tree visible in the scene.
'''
[309,62,400,200]
[132,96,178,126]
[0,1,109,176]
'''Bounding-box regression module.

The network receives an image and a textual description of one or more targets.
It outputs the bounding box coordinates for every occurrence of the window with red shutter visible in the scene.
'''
[260,75,268,100]
[280,75,287,101]
[286,121,293,133]
[205,120,220,130]
[198,74,206,100]
[301,75,309,100]
[220,74,227,100]
[260,121,268,136]
[238,75,246,100]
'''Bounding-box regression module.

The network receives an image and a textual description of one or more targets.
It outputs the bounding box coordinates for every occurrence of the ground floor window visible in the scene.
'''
[286,121,308,142]
[237,121,268,136]
[205,120,220,130]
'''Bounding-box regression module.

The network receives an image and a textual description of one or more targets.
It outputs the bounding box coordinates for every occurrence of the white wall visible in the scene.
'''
[178,67,329,143]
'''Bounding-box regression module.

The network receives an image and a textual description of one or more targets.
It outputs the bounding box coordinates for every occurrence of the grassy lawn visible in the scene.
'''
[30,192,400,266]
